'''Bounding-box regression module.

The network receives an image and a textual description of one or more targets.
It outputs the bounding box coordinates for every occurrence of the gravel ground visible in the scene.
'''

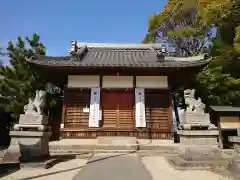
[1,159,88,180]
[1,154,234,180]
[141,156,233,180]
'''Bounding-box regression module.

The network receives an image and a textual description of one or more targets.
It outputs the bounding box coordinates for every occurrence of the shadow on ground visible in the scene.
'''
[2,151,137,180]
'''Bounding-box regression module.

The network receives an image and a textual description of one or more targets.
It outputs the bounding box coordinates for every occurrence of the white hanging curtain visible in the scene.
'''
[135,88,146,127]
[88,88,100,127]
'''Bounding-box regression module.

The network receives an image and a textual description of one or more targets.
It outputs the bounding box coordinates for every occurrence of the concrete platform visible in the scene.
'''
[50,138,177,146]
[49,138,180,154]
[97,136,137,144]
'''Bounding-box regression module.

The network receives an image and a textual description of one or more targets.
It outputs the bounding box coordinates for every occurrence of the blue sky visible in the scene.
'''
[0,0,166,63]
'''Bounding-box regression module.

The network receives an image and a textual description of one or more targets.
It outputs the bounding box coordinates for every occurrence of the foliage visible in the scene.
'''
[0,47,7,66]
[196,56,240,105]
[143,0,232,55]
[234,26,240,51]
[196,0,240,106]
[144,0,240,106]
[0,33,61,121]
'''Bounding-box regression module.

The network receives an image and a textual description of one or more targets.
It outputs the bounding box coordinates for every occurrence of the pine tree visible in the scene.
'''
[0,33,47,121]
[0,47,7,66]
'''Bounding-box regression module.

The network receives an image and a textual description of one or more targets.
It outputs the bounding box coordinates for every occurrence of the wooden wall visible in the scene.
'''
[60,88,172,139]
[63,88,90,128]
[101,89,134,128]
[145,91,171,132]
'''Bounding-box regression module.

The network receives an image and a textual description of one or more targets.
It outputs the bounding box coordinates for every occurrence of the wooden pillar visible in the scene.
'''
[168,91,173,135]
[61,86,67,128]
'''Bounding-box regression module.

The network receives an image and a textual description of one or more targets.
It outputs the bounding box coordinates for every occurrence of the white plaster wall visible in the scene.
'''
[136,76,168,88]
[102,76,133,88]
[68,75,100,88]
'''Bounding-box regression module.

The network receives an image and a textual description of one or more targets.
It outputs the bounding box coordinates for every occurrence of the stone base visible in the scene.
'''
[228,155,240,175]
[179,123,217,130]
[178,146,221,161]
[5,131,51,162]
[166,146,232,171]
[97,136,137,145]
[13,124,48,131]
[177,130,219,145]
[19,114,48,125]
[183,111,210,123]
[166,155,229,171]
[228,136,240,153]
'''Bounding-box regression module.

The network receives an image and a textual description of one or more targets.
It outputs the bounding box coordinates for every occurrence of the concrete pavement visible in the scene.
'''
[72,153,153,180]
[1,158,88,180]
[1,153,233,180]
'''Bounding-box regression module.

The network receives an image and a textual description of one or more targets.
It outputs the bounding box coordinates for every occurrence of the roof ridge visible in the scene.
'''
[68,40,165,55]
[70,40,163,49]
[77,42,163,47]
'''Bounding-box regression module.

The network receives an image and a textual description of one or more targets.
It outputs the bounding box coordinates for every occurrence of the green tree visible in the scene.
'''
[0,33,47,121]
[196,0,240,105]
[0,47,7,66]
[143,0,232,55]
[0,47,7,112]
[144,0,240,106]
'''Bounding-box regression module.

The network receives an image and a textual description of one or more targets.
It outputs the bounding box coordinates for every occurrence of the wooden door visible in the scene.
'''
[102,91,134,128]
[118,92,134,128]
[102,91,118,127]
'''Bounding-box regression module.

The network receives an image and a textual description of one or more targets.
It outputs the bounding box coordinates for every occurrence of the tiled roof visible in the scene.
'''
[26,42,211,68]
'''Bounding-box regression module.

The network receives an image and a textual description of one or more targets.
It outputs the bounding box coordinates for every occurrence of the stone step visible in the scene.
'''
[97,136,137,145]
[138,144,177,151]
[50,144,138,151]
[50,150,136,154]
[49,144,179,154]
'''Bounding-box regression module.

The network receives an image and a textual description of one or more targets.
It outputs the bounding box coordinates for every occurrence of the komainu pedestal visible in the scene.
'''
[5,114,51,162]
[178,145,221,161]
[228,136,240,177]
[4,90,51,162]
[177,89,218,146]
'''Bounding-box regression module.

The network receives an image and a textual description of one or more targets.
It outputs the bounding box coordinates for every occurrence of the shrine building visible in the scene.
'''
[26,41,211,139]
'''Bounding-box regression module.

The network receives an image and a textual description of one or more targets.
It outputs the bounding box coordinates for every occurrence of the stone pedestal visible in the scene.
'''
[178,146,221,161]
[178,112,216,129]
[7,131,51,161]
[165,145,231,171]
[97,136,137,145]
[229,136,240,153]
[19,114,48,125]
[227,155,240,175]
[228,136,240,175]
[178,112,218,145]
[4,114,51,162]
[177,130,219,145]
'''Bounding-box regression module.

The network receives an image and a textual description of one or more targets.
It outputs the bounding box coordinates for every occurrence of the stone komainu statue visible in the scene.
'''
[184,89,205,113]
[24,90,47,115]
